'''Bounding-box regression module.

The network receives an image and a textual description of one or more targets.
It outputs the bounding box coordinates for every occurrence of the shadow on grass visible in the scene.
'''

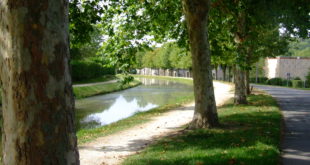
[122,94,281,165]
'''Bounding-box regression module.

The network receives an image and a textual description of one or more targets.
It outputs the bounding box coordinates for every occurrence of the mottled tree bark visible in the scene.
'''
[234,66,248,104]
[0,0,79,164]
[234,8,248,104]
[183,0,219,128]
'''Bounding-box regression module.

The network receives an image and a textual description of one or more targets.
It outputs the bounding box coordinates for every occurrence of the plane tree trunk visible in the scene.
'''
[0,0,79,164]
[183,0,219,128]
[234,66,248,104]
[234,9,248,105]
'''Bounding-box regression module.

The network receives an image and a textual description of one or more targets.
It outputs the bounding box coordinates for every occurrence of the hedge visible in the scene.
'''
[71,60,115,82]
[292,80,303,88]
[266,77,283,86]
[281,79,292,87]
[250,77,268,84]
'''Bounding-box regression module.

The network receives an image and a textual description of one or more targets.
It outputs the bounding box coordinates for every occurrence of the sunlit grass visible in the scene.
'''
[122,93,282,165]
[73,80,141,99]
[73,75,117,85]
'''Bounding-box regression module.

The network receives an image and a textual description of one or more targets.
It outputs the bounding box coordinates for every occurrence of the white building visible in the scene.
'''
[265,57,310,80]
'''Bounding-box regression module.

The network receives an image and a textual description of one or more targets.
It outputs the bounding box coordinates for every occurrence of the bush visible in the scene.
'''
[306,80,310,88]
[250,77,268,84]
[306,70,310,88]
[71,60,115,82]
[266,77,283,86]
[282,79,292,87]
[292,80,303,88]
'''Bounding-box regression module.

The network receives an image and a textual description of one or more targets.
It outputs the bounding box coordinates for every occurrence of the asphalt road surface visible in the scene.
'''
[253,85,310,165]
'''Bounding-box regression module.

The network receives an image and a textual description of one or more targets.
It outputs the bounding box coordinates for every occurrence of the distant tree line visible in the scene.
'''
[286,39,310,57]
[135,42,192,70]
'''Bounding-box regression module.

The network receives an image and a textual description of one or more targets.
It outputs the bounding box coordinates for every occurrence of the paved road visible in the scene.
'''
[253,85,310,165]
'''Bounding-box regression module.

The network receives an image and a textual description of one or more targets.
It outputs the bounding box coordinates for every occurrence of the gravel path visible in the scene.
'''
[79,81,234,165]
[253,85,310,165]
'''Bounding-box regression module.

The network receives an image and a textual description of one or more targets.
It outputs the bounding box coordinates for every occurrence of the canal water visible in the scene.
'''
[75,77,193,130]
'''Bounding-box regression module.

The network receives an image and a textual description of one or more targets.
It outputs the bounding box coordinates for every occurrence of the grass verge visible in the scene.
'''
[73,80,141,99]
[122,92,282,165]
[252,83,310,90]
[77,94,194,144]
[0,75,118,105]
[73,75,117,85]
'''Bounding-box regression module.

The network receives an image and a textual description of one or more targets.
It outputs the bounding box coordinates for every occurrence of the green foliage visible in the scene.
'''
[249,58,267,78]
[281,79,292,87]
[137,42,192,69]
[73,80,141,99]
[73,75,116,85]
[250,77,268,84]
[69,0,103,46]
[266,78,284,86]
[71,60,115,82]
[253,76,309,88]
[123,94,281,165]
[70,26,104,60]
[118,75,135,86]
[292,80,303,88]
[306,70,310,87]
[276,0,310,38]
[69,0,309,75]
[286,39,310,57]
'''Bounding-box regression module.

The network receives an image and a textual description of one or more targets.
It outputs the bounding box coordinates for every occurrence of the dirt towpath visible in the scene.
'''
[79,81,234,165]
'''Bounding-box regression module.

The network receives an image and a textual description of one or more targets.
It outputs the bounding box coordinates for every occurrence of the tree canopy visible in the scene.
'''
[135,42,192,69]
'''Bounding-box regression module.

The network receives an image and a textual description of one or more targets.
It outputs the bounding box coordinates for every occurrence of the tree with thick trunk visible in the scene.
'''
[233,8,248,105]
[183,0,219,128]
[234,66,248,104]
[0,0,79,164]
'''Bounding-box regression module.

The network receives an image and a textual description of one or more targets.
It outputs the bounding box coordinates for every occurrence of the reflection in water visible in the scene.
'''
[76,77,193,130]
[81,95,157,127]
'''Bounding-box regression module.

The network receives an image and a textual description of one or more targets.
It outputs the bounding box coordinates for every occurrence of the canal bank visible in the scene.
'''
[76,76,194,140]
[78,77,234,165]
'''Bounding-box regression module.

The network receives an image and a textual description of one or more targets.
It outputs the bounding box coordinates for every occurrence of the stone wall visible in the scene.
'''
[265,57,310,80]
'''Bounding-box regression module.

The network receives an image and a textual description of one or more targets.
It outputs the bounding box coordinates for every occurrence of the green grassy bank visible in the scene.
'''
[123,92,282,165]
[73,80,141,99]
[73,75,117,85]
[0,75,122,105]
